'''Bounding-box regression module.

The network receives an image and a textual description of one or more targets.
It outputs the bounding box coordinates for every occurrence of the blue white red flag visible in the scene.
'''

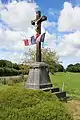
[23,33,45,46]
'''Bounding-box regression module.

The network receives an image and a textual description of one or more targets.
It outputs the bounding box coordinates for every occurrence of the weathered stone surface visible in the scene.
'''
[25,62,52,89]
[55,91,66,99]
[42,87,59,92]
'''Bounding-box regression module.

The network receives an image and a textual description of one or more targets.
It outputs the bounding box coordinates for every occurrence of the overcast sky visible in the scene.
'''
[0,0,80,67]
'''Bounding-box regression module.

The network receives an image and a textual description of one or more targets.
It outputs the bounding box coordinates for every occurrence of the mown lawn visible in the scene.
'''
[50,72,80,99]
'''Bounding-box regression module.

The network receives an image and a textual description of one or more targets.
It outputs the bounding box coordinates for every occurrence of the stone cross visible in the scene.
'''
[31,11,47,62]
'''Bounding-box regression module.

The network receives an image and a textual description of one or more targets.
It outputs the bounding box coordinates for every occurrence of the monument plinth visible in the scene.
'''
[25,62,52,89]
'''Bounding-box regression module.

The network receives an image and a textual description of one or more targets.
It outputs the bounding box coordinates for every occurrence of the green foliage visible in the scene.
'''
[13,63,20,70]
[0,67,4,76]
[7,77,23,85]
[19,64,30,75]
[0,67,20,76]
[0,86,73,120]
[0,75,27,86]
[42,48,58,73]
[28,101,72,120]
[0,59,29,76]
[66,63,80,72]
[56,64,65,72]
[0,60,13,68]
[24,48,64,74]
[0,78,7,85]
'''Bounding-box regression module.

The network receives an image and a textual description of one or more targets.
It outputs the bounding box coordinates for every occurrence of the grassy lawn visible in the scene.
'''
[50,72,80,119]
[50,72,80,99]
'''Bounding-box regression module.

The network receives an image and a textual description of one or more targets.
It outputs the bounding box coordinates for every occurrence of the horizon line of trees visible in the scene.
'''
[66,63,80,72]
[0,59,80,76]
[0,60,29,76]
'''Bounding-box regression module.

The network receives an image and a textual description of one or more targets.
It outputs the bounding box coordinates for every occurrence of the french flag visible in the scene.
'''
[23,33,45,46]
[23,34,40,46]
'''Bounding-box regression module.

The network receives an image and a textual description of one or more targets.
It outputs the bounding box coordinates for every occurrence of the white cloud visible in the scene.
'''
[58,2,80,32]
[44,31,56,49]
[1,1,38,31]
[0,50,24,63]
[42,21,56,28]
[0,26,36,51]
[57,31,80,57]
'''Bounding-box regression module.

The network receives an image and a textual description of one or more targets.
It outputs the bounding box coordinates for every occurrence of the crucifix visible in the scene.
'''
[31,11,47,62]
[25,10,53,90]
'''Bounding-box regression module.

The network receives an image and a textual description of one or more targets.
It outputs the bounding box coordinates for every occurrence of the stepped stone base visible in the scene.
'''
[42,87,59,92]
[42,87,67,100]
[55,91,66,99]
[25,62,52,89]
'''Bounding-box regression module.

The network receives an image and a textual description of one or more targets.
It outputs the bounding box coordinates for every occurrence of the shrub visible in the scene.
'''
[0,67,4,76]
[0,86,73,120]
[1,78,7,85]
[0,78,7,85]
[7,76,24,85]
[0,67,24,76]
[7,78,14,86]
[0,75,27,86]
[26,101,73,120]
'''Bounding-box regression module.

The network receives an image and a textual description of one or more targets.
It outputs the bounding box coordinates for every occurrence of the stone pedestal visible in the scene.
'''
[25,62,52,89]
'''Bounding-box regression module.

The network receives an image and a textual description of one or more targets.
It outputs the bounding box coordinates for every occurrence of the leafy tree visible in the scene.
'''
[56,64,65,72]
[24,48,59,74]
[0,60,13,68]
[13,63,20,70]
[0,67,4,76]
[19,64,30,75]
[66,63,80,72]
[0,60,29,76]
[0,60,7,67]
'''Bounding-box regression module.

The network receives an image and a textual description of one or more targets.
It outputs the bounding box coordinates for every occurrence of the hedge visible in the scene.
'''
[0,67,29,76]
[0,75,27,85]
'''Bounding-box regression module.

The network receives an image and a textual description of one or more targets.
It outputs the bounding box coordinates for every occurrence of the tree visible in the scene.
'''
[66,63,80,72]
[24,48,59,74]
[19,64,30,75]
[0,60,29,76]
[0,60,13,68]
[13,63,20,70]
[56,64,64,72]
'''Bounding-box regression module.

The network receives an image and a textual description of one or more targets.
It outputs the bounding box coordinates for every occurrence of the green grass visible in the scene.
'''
[50,72,80,99]
[0,84,73,120]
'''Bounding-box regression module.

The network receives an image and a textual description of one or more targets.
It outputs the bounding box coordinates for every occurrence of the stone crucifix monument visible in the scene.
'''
[25,11,53,89]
